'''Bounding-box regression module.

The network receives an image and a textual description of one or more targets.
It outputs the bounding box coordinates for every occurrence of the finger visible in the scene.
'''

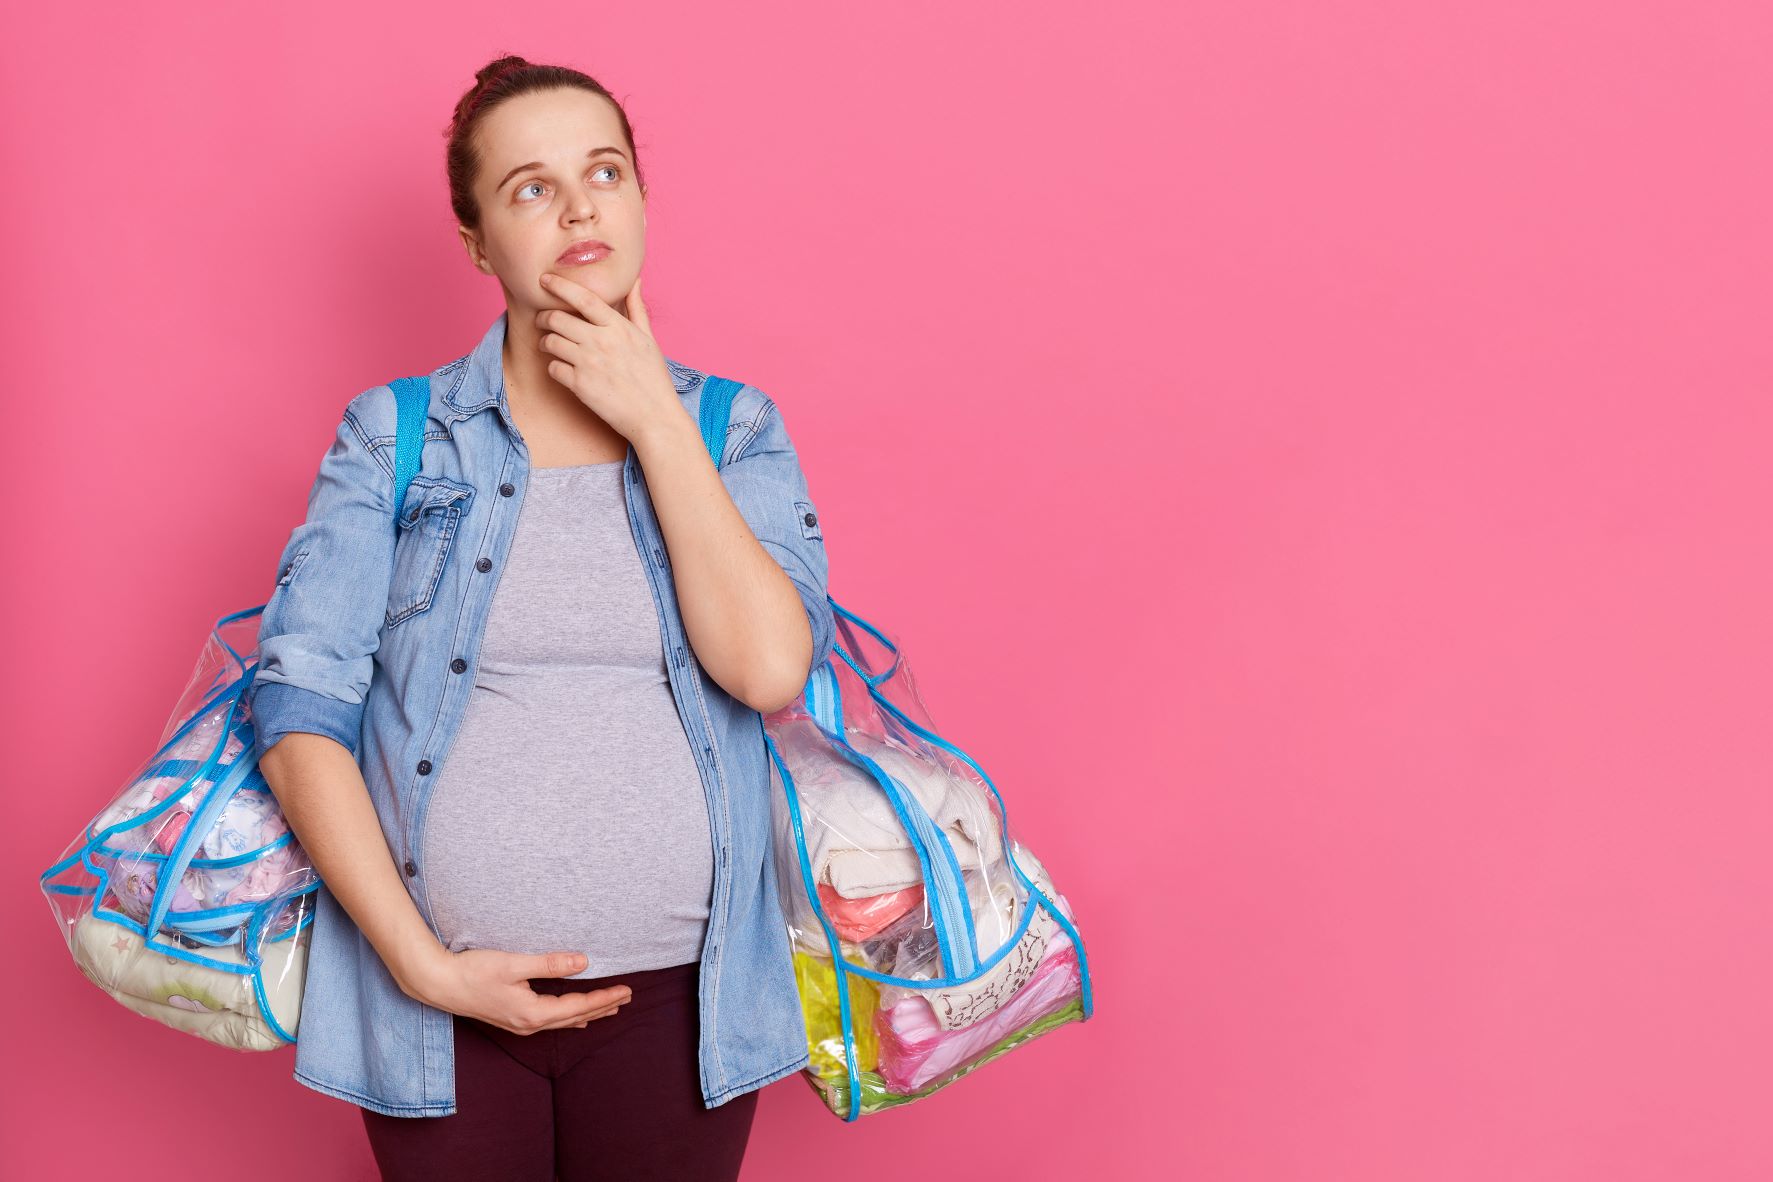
[539,271,617,326]
[536,306,594,348]
[536,1002,623,1032]
[512,951,589,980]
[525,988,628,1028]
[537,326,585,372]
[626,274,652,335]
[529,982,632,1013]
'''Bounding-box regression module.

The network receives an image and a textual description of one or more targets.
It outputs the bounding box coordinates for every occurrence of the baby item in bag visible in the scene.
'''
[871,844,1070,1029]
[795,728,1006,899]
[759,606,1097,1121]
[877,929,1083,1095]
[817,882,925,943]
[41,609,318,1051]
[39,373,443,1052]
[793,947,882,1081]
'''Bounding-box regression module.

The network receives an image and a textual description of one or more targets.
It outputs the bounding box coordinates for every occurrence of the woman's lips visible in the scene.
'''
[556,241,613,265]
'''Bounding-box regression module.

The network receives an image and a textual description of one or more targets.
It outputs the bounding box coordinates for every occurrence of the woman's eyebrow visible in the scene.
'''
[496,147,629,192]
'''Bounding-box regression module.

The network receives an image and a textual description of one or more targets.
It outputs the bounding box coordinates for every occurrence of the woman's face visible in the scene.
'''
[458,87,646,318]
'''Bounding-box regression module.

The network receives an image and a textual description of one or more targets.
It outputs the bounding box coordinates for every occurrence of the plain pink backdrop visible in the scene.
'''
[6,2,1771,1179]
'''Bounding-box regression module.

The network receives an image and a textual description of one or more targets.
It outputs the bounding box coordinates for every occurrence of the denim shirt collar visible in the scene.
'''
[441,309,704,433]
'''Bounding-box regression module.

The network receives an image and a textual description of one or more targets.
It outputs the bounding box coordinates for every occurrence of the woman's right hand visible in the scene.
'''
[401,946,631,1035]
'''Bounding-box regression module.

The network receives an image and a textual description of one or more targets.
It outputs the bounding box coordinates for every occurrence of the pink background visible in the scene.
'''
[5,2,1770,1178]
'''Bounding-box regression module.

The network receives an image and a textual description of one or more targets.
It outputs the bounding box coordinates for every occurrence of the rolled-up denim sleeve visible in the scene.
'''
[248,394,396,763]
[719,391,836,683]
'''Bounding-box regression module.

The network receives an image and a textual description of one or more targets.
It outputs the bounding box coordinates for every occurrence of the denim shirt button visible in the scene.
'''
[403,859,418,877]
[474,557,492,573]
[499,482,515,496]
[416,759,432,775]
[804,511,817,527]
[450,657,468,673]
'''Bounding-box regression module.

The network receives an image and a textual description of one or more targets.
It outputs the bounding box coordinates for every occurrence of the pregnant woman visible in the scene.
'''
[250,54,835,1180]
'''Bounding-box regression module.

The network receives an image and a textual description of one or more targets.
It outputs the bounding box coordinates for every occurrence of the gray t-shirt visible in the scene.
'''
[419,460,714,978]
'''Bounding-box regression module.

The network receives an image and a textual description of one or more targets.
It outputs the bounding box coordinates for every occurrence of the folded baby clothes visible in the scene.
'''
[875,847,1072,1032]
[875,930,1081,1094]
[816,882,925,943]
[92,711,249,839]
[792,730,1004,900]
[98,785,308,931]
[105,851,204,923]
[71,910,306,1052]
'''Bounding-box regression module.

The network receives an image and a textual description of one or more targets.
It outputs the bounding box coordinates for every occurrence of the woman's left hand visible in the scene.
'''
[535,271,683,443]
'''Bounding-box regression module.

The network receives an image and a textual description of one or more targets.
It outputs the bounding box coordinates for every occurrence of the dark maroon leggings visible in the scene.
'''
[358,959,760,1181]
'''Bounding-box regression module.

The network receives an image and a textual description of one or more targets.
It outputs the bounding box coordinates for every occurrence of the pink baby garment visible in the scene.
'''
[875,929,1081,1093]
[816,882,925,943]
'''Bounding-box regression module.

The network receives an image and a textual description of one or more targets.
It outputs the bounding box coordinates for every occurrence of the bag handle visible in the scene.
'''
[697,375,741,466]
[389,375,432,523]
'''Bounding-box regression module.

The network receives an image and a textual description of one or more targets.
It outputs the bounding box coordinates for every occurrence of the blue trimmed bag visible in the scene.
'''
[687,375,1096,1119]
[761,610,1096,1120]
[37,373,446,1051]
[40,607,315,1050]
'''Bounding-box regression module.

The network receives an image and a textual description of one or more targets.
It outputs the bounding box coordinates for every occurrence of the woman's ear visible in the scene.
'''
[457,225,490,273]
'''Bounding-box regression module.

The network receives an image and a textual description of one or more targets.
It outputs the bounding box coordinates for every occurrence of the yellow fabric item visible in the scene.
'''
[792,950,880,1076]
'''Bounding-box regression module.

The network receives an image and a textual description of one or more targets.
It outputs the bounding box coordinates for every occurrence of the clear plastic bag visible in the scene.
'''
[765,603,1095,1119]
[40,608,317,1051]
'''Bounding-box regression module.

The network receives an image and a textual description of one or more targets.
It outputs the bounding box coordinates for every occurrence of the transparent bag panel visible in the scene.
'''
[765,608,1089,1117]
[41,611,316,1051]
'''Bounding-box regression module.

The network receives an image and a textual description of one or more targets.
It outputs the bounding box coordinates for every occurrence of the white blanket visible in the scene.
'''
[780,727,1006,900]
[71,910,306,1052]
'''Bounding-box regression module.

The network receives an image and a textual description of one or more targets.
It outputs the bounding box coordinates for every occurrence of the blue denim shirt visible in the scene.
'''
[247,309,835,1116]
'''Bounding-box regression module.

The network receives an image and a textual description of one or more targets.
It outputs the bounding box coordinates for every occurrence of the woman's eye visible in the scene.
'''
[516,165,618,201]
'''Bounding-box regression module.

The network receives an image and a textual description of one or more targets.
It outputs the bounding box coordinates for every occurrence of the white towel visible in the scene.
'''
[775,724,1005,900]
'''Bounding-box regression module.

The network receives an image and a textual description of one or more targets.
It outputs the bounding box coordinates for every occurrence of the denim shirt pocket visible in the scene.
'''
[794,499,823,541]
[385,475,474,630]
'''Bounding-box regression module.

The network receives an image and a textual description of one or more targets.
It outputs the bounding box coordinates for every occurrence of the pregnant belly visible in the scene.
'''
[418,685,716,977]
